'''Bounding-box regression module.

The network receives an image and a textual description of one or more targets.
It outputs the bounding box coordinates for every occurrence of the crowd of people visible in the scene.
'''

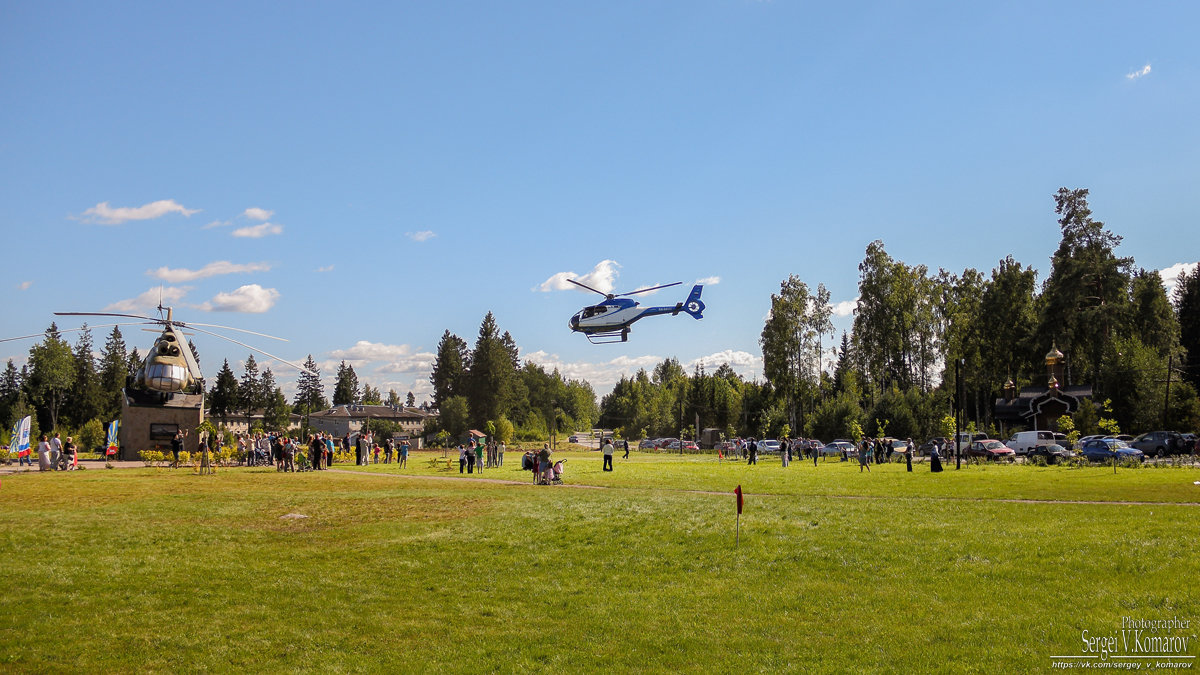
[724,436,943,473]
[32,432,77,471]
[456,438,505,474]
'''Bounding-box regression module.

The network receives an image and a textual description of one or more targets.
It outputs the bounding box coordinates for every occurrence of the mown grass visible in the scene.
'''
[1,452,1197,673]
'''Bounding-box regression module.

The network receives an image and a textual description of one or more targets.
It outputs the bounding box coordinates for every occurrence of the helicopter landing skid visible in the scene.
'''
[584,327,630,344]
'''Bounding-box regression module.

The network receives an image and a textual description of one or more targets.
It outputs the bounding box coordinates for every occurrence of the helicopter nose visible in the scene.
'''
[569,315,579,330]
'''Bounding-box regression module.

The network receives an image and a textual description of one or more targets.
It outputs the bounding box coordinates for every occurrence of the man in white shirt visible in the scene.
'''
[601,438,614,472]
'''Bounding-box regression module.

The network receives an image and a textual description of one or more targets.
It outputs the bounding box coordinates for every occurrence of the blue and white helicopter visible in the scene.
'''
[567,279,705,343]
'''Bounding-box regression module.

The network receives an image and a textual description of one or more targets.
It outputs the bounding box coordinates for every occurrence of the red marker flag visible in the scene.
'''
[735,485,743,514]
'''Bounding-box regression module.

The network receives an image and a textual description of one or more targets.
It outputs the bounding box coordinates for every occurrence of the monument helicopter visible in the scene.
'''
[51,304,317,402]
[566,279,705,343]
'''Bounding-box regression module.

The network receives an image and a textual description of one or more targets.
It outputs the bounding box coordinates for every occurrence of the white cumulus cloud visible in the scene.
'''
[538,259,621,294]
[17,281,33,291]
[104,286,192,312]
[696,276,721,286]
[1160,261,1198,295]
[232,222,284,238]
[197,284,280,313]
[243,207,274,221]
[315,265,335,273]
[80,199,200,225]
[830,297,859,317]
[407,230,436,242]
[147,260,271,283]
[1126,64,1152,80]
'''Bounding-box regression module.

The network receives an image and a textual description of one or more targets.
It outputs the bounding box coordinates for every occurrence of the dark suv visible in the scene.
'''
[1129,431,1187,457]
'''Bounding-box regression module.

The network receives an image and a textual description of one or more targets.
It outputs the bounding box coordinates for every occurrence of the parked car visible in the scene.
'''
[1074,434,1106,450]
[1108,434,1136,443]
[918,437,950,457]
[955,432,989,453]
[638,439,658,450]
[1028,443,1072,464]
[758,439,781,454]
[568,435,579,443]
[967,439,1015,461]
[1006,430,1057,455]
[820,441,855,458]
[888,438,911,457]
[1080,438,1144,463]
[1129,431,1186,457]
[681,440,699,451]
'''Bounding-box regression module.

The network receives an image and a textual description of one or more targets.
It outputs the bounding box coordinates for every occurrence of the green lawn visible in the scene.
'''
[1,451,1197,673]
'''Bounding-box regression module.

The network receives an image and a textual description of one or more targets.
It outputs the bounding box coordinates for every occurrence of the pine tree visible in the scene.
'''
[66,324,103,428]
[293,355,328,413]
[0,359,20,426]
[332,361,360,405]
[188,340,201,370]
[386,389,401,407]
[406,391,416,407]
[260,368,290,431]
[1175,266,1200,390]
[207,359,240,422]
[97,326,128,421]
[1129,269,1179,357]
[468,312,516,427]
[430,330,469,408]
[127,347,142,378]
[239,354,262,415]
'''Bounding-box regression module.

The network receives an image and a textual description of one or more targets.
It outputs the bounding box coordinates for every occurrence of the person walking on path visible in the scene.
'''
[601,438,614,471]
[49,432,62,471]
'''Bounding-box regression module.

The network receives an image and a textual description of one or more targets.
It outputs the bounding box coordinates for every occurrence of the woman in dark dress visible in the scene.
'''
[930,441,944,472]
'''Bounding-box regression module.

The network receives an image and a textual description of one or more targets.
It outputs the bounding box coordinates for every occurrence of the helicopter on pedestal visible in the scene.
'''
[567,280,705,344]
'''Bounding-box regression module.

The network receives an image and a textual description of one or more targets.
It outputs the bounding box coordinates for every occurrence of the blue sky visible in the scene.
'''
[2,1,1197,402]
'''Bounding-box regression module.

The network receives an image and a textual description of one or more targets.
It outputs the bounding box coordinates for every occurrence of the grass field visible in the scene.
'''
[2,450,1198,673]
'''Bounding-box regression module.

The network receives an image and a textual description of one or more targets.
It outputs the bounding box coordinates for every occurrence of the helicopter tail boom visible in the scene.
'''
[681,285,705,319]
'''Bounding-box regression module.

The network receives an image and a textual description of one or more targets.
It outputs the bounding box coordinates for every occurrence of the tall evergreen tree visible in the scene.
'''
[1128,269,1179,357]
[97,326,128,421]
[468,312,515,427]
[66,324,103,428]
[0,359,20,426]
[760,275,818,430]
[188,340,201,370]
[332,360,360,405]
[1036,188,1133,385]
[1175,266,1200,390]
[430,330,469,408]
[293,355,328,412]
[361,383,382,405]
[127,347,142,378]
[979,256,1039,395]
[406,391,416,407]
[239,354,263,414]
[207,359,240,422]
[260,367,291,430]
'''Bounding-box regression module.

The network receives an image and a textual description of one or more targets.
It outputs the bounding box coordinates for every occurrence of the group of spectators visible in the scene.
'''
[344,431,411,467]
[457,438,505,473]
[31,432,77,471]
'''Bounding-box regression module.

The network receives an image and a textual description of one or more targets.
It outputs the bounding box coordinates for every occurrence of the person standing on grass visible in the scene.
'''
[537,443,551,484]
[905,438,913,472]
[476,442,485,474]
[384,437,394,464]
[930,441,944,473]
[49,432,62,470]
[399,439,409,468]
[602,437,614,472]
[748,438,758,465]
[859,439,872,473]
[459,444,467,473]
[171,429,184,468]
[496,440,503,467]
[781,437,790,468]
[622,439,629,459]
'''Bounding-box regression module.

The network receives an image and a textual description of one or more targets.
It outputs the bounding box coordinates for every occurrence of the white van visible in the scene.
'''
[1006,430,1055,455]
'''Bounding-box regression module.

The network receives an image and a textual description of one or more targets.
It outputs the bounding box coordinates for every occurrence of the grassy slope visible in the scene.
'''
[1,453,1197,673]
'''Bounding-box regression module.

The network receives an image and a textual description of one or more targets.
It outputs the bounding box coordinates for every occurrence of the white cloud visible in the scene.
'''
[406,230,436,242]
[201,220,232,229]
[196,284,280,313]
[537,259,621,294]
[830,297,859,317]
[80,199,200,225]
[17,281,32,291]
[1160,261,1198,294]
[243,207,274,221]
[1126,64,1152,80]
[330,341,418,363]
[232,222,284,238]
[104,286,192,312]
[147,260,271,283]
[696,276,721,286]
[315,265,335,273]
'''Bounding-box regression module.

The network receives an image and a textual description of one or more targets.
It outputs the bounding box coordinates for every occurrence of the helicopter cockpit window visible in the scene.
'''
[146,364,187,390]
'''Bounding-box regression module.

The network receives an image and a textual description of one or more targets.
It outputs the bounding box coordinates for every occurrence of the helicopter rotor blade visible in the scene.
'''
[0,322,151,344]
[567,278,610,298]
[186,325,317,376]
[55,311,160,322]
[176,322,288,342]
[617,282,682,297]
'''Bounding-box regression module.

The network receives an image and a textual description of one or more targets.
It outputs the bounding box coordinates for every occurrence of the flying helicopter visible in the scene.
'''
[567,280,705,343]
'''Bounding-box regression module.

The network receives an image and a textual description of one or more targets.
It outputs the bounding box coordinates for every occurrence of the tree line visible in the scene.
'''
[597,188,1200,442]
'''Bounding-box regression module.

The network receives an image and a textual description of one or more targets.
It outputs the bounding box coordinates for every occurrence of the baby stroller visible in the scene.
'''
[536,458,567,485]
